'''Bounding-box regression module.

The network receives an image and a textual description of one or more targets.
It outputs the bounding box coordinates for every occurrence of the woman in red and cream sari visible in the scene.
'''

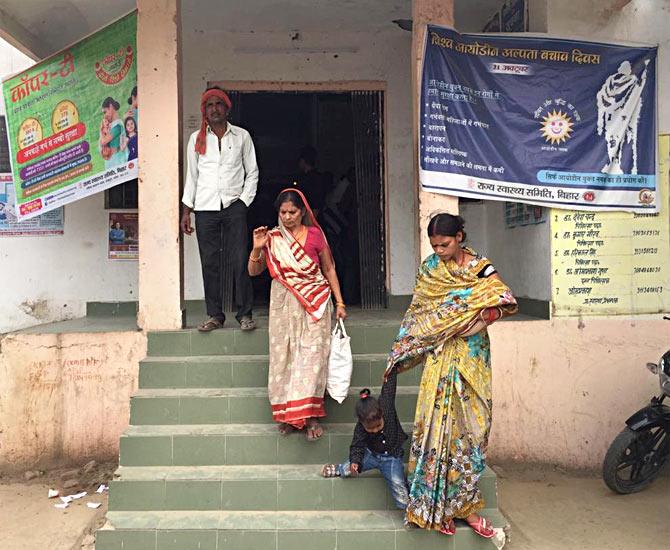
[248,189,347,440]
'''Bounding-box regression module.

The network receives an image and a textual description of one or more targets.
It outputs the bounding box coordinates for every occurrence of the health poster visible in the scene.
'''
[0,173,64,236]
[420,25,658,212]
[551,135,670,316]
[108,211,138,260]
[2,12,138,221]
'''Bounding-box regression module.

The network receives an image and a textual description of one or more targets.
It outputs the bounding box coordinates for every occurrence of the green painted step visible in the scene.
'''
[120,423,412,467]
[108,465,498,512]
[96,510,507,550]
[147,325,400,357]
[138,354,421,389]
[129,386,419,425]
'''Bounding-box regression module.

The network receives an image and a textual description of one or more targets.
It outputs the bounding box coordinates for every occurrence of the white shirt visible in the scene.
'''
[182,123,259,210]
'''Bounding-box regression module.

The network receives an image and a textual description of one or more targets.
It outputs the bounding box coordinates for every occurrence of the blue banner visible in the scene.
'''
[420,26,657,212]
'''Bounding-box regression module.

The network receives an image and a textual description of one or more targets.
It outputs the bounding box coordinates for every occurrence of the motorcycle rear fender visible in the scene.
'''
[626,402,670,431]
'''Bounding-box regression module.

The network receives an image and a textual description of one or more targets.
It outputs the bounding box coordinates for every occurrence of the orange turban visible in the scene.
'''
[195,89,232,155]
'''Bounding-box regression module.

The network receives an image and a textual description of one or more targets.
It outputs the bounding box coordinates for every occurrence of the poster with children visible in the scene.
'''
[108,211,138,260]
[1,12,137,221]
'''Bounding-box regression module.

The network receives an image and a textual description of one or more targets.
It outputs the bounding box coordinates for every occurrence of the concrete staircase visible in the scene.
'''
[96,320,507,549]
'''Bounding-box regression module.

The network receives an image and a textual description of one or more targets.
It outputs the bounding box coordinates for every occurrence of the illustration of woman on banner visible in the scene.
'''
[125,86,138,124]
[121,116,138,162]
[99,97,127,169]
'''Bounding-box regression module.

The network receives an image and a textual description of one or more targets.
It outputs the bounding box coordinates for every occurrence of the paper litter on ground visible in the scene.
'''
[86,502,102,509]
[96,484,108,494]
[47,489,59,498]
[54,502,69,509]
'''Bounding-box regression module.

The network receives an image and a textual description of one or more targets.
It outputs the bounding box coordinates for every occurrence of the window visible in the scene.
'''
[0,116,11,173]
[105,178,137,209]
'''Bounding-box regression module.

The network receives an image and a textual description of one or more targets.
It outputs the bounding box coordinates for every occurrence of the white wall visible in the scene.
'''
[0,193,138,332]
[460,200,552,300]
[180,26,417,298]
[0,38,138,333]
[0,40,33,111]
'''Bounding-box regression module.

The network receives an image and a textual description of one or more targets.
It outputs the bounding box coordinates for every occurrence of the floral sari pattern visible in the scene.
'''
[387,249,517,531]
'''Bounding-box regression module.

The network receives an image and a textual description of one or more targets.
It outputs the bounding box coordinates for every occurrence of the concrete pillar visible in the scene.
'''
[137,0,183,330]
[412,0,458,262]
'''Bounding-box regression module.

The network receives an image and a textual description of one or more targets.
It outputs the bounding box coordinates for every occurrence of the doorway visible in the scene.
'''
[216,86,387,310]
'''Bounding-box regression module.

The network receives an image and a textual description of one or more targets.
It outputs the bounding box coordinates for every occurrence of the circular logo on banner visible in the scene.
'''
[638,189,655,204]
[51,100,80,133]
[17,118,43,150]
[540,110,574,145]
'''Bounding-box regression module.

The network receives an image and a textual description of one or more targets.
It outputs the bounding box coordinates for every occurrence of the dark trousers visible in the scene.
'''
[195,200,253,322]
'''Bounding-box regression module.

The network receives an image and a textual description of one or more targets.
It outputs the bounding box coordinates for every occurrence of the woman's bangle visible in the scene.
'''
[336,302,346,308]
[249,252,262,263]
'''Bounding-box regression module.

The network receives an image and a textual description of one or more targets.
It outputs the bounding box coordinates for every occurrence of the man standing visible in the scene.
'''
[181,86,258,332]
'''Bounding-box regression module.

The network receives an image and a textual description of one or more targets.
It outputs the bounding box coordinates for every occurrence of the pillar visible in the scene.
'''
[137,0,183,330]
[412,0,458,262]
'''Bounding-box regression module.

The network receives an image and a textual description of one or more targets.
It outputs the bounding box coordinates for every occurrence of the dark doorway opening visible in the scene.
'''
[222,90,386,310]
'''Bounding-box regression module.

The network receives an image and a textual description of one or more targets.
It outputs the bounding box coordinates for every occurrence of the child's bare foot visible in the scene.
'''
[321,464,339,478]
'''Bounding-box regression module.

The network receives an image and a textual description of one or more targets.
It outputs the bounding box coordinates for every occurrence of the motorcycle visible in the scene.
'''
[602,319,670,494]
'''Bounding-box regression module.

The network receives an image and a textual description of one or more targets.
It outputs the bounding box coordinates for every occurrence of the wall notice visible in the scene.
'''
[0,173,63,236]
[551,135,670,316]
[108,211,138,260]
[1,12,137,221]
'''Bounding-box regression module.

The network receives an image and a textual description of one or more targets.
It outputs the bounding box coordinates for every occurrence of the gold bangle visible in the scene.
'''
[336,302,346,308]
[249,253,262,263]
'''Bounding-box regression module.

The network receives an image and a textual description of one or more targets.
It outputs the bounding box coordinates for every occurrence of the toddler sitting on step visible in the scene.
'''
[321,368,409,509]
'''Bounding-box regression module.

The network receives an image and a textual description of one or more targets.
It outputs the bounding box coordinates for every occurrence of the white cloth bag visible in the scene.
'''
[326,319,353,403]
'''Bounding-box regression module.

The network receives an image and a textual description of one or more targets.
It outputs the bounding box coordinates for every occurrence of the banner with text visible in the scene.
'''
[421,25,657,212]
[551,134,670,316]
[2,12,137,220]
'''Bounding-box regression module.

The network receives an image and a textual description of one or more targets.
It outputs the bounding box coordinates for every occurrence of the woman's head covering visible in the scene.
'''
[195,88,232,155]
[276,187,320,230]
[275,187,333,260]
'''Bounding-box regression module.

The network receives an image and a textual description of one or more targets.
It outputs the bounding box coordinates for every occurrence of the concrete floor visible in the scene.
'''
[0,481,108,550]
[1,466,667,549]
[497,465,670,550]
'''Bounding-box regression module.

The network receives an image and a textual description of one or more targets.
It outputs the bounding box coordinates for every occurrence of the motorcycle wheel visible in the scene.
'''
[603,425,669,494]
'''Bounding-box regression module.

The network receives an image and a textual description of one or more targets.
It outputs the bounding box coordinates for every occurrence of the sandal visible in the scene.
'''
[239,317,256,331]
[277,423,296,436]
[198,317,224,332]
[321,464,339,478]
[439,519,456,536]
[305,420,324,441]
[466,516,495,539]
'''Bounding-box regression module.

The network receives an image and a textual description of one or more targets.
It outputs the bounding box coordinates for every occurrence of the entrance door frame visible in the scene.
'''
[209,80,391,296]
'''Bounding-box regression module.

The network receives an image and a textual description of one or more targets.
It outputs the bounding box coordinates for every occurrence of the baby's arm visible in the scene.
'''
[349,423,367,476]
[379,367,398,411]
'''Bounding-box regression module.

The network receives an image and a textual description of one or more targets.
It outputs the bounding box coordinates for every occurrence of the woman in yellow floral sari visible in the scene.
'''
[386,214,517,539]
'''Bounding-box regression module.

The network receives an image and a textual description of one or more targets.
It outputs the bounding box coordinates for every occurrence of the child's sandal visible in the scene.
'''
[321,464,339,478]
